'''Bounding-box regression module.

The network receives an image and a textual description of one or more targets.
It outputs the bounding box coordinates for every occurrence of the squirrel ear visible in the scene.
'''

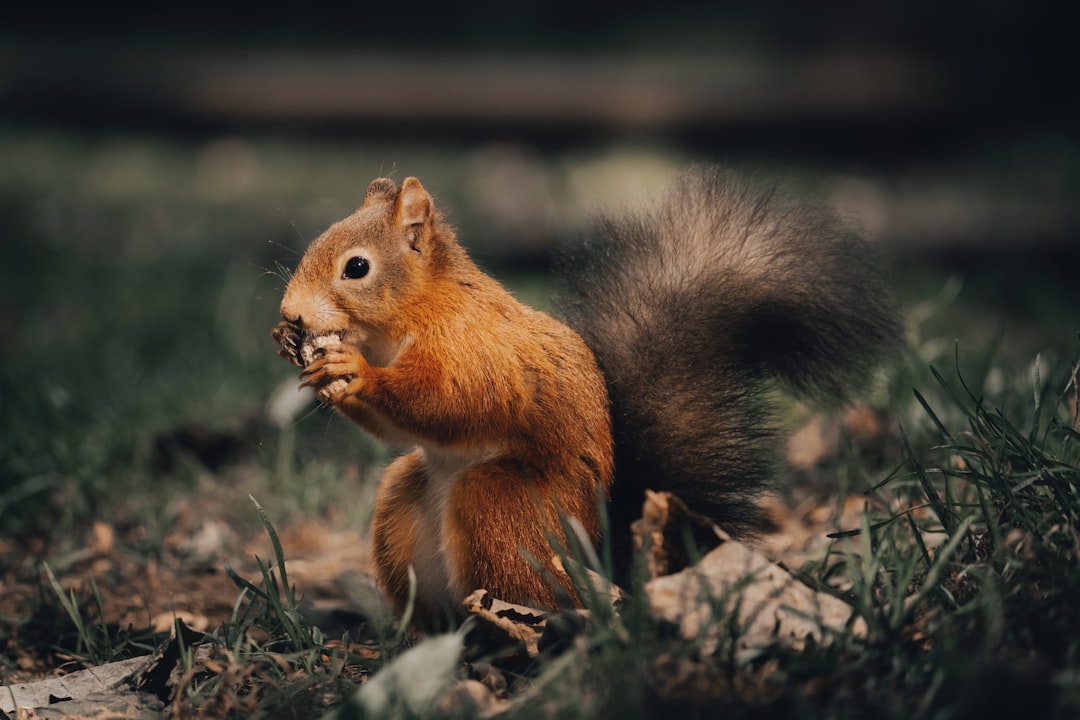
[396,177,432,227]
[395,177,434,252]
[363,178,398,207]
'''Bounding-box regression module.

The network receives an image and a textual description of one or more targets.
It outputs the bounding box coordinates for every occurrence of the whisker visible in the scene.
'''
[267,237,301,257]
[379,161,400,180]
[253,261,293,284]
[288,220,305,246]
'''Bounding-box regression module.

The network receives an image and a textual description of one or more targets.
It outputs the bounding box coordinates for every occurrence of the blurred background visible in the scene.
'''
[1,2,1076,543]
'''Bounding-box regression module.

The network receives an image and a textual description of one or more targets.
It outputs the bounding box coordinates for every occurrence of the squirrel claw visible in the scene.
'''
[278,347,301,367]
[272,320,304,367]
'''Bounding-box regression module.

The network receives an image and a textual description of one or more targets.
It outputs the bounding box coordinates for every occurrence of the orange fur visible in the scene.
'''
[276,177,614,618]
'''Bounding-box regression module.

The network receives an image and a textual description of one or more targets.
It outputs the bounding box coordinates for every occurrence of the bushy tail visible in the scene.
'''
[558,165,903,558]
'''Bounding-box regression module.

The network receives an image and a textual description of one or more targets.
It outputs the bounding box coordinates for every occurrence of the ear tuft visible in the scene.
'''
[363,178,398,207]
[396,177,433,228]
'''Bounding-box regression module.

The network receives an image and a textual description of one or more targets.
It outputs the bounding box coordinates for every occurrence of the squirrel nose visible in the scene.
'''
[279,305,303,326]
[279,286,303,326]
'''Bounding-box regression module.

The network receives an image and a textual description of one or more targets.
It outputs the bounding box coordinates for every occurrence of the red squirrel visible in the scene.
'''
[272,167,901,622]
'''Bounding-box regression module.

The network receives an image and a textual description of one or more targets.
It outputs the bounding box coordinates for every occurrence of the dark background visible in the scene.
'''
[1,2,1076,537]
[6,2,1076,340]
[3,1,1075,164]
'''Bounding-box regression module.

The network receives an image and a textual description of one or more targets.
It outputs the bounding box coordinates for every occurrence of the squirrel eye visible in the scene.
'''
[342,256,370,280]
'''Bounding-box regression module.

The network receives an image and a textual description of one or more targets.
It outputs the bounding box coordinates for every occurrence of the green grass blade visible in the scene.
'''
[250,494,291,599]
[914,387,954,442]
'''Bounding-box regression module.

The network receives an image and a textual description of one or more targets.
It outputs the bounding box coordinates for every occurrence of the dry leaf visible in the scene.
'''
[0,657,158,716]
[462,589,546,659]
[646,535,866,657]
[631,490,725,579]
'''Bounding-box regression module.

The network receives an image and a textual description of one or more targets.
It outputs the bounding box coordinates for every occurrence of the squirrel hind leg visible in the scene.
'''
[370,452,458,627]
[444,461,586,610]
[371,453,587,621]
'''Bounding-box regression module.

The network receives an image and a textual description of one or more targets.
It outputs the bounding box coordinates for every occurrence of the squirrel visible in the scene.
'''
[272,166,902,623]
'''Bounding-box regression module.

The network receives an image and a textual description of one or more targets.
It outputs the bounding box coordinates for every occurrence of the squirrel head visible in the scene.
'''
[279,176,451,349]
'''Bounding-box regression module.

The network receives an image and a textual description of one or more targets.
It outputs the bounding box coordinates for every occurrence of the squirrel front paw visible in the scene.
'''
[299,342,366,403]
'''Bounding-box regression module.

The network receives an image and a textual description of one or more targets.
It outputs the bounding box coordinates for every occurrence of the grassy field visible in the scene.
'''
[1,128,1078,718]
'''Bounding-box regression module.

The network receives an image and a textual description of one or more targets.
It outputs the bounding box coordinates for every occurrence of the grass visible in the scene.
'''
[41,561,115,666]
[2,127,1079,718]
[158,497,395,718]
[279,343,1080,718]
[839,345,1079,715]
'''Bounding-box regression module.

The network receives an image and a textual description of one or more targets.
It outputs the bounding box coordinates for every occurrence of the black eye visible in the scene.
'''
[342,256,370,279]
